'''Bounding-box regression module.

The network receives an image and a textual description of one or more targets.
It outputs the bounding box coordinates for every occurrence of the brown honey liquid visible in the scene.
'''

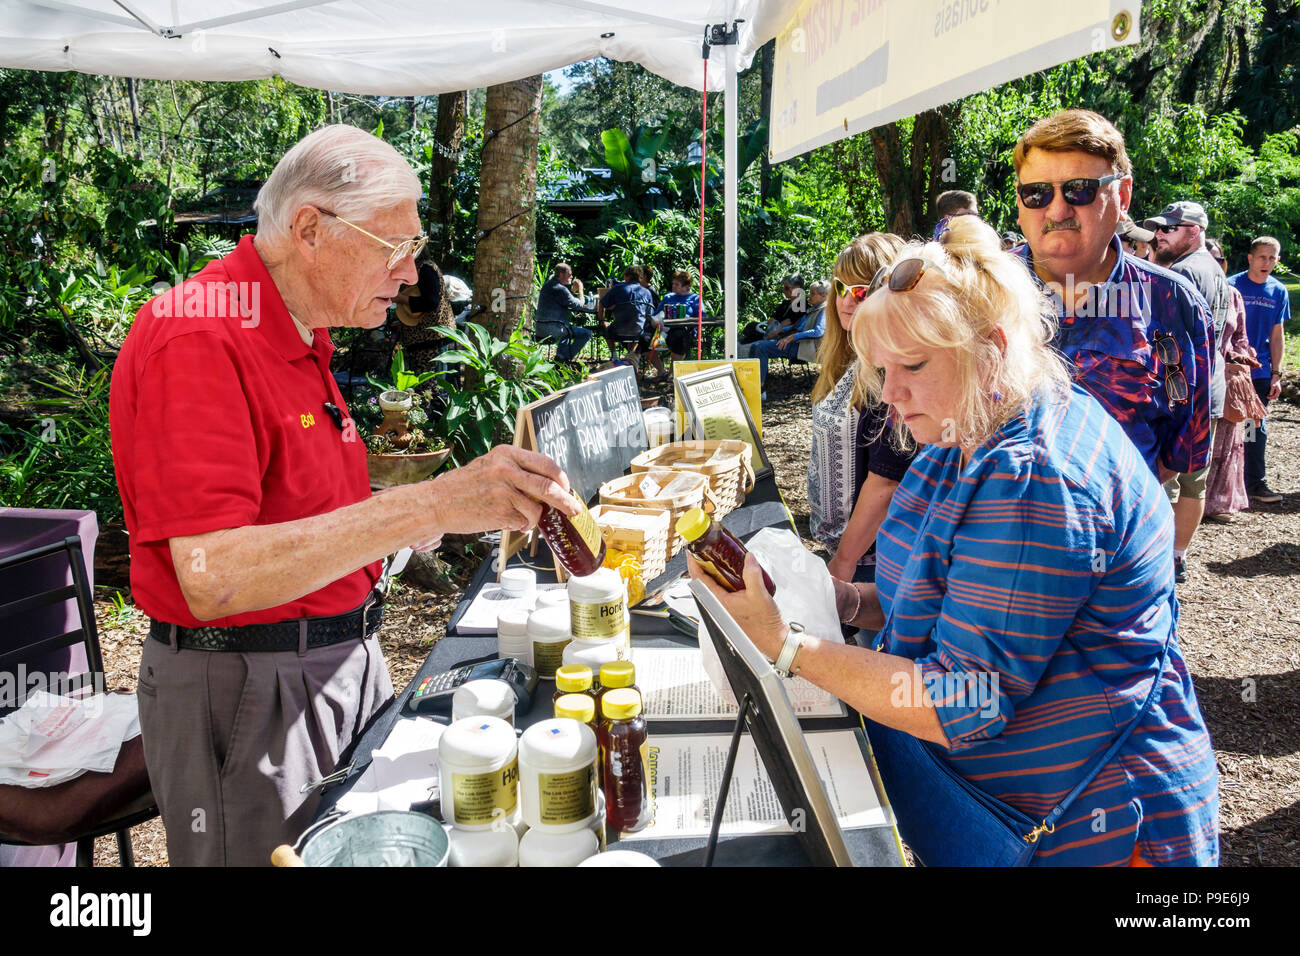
[537,493,607,577]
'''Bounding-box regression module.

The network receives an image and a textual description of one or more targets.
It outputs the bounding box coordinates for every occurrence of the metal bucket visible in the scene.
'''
[298,811,450,867]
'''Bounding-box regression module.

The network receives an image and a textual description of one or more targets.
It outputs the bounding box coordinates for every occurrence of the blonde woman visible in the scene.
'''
[690,216,1218,866]
[808,233,909,585]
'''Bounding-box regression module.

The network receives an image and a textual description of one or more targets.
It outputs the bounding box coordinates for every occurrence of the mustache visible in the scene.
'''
[1043,219,1081,234]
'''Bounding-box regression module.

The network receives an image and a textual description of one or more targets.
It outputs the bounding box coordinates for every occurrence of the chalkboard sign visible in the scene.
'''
[521,364,647,503]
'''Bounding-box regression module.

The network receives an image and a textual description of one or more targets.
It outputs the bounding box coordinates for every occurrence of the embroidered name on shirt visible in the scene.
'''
[300,413,316,428]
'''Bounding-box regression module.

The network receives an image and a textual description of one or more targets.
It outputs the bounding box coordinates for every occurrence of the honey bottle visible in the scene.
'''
[538,490,607,577]
[598,689,652,833]
[675,508,776,595]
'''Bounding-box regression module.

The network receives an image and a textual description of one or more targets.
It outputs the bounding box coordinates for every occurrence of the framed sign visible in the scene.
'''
[674,366,772,480]
[672,359,762,442]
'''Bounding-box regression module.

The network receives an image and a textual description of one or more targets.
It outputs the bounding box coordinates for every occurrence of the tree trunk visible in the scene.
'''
[429,90,466,265]
[759,39,775,204]
[127,77,142,156]
[472,77,542,341]
[869,123,916,237]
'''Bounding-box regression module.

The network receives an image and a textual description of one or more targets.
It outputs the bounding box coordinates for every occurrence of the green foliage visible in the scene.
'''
[366,344,441,393]
[430,323,581,465]
[0,365,121,522]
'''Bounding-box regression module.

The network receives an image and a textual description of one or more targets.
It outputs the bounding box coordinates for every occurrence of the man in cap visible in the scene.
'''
[1143,201,1232,582]
[1117,217,1154,260]
[110,124,579,866]
[1011,109,1213,488]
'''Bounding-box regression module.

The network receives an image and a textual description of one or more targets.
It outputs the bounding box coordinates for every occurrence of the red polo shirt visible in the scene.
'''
[110,235,380,627]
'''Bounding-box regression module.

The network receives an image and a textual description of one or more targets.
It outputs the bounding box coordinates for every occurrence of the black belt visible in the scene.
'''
[150,592,384,653]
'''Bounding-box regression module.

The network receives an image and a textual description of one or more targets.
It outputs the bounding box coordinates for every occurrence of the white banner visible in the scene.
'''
[770,0,1142,162]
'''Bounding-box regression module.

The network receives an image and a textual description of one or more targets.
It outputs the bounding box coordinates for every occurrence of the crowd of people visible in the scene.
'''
[534,260,707,378]
[690,107,1293,866]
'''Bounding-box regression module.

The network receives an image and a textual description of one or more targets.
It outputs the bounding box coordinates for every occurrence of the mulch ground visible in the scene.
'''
[88,364,1299,866]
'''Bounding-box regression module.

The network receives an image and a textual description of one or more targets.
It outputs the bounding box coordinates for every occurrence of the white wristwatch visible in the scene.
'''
[773,622,806,678]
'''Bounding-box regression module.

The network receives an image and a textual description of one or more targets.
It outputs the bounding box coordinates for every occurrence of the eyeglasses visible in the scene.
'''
[1016,173,1122,209]
[868,256,952,296]
[315,207,427,270]
[1151,332,1188,405]
[833,277,873,303]
[1155,223,1195,234]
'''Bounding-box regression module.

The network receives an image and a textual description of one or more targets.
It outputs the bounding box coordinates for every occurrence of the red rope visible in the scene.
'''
[697,53,708,360]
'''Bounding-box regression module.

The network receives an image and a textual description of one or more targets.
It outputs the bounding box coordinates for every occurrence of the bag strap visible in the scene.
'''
[1027,630,1174,843]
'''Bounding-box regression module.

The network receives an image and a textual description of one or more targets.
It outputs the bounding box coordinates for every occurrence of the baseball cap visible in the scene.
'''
[1142,201,1208,230]
[1117,218,1155,244]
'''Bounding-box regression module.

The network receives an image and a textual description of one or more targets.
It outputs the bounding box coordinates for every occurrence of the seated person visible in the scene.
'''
[534,262,596,361]
[599,266,665,377]
[750,279,828,392]
[660,270,703,362]
[739,274,804,353]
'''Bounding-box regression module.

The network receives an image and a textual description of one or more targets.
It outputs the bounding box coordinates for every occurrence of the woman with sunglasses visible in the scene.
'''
[690,216,1219,866]
[809,233,909,589]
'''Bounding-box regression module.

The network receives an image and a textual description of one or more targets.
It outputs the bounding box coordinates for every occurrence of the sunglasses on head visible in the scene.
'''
[868,256,952,296]
[1016,173,1122,210]
[833,277,873,303]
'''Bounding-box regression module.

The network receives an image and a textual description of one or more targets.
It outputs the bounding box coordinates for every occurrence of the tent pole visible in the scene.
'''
[724,12,738,360]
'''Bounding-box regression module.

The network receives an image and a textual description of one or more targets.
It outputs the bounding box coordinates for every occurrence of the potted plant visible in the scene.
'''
[363,346,450,488]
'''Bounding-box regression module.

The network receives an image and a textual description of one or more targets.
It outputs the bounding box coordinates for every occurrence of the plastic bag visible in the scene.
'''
[698,528,843,706]
[0,691,141,788]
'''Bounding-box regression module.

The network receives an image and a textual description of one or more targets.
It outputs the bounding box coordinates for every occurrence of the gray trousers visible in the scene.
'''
[137,633,393,866]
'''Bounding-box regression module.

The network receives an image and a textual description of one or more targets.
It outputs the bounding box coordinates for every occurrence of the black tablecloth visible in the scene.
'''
[316,477,905,867]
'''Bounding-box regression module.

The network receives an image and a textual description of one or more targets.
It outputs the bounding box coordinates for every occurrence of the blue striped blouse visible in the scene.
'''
[873,383,1219,865]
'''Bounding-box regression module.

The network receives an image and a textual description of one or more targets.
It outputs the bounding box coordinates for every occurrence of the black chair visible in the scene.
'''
[0,536,158,866]
[603,301,653,372]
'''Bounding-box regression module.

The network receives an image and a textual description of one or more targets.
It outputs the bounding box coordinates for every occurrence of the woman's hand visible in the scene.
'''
[826,551,855,583]
[685,552,787,661]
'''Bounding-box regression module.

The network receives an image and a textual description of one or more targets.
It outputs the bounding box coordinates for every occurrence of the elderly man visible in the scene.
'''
[535,262,595,362]
[750,279,828,397]
[110,125,577,866]
[1012,109,1213,488]
[1144,201,1232,581]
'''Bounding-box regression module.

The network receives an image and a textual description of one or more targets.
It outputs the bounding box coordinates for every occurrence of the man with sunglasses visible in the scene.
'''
[1142,201,1232,580]
[1012,110,1213,492]
[110,125,578,865]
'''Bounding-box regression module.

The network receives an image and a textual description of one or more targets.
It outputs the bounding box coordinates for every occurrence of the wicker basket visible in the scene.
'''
[590,504,670,583]
[629,440,756,518]
[598,468,719,563]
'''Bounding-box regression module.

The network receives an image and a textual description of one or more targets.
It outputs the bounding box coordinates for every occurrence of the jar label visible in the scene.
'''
[570,497,603,555]
[533,637,571,677]
[451,758,519,826]
[537,766,596,825]
[570,599,627,639]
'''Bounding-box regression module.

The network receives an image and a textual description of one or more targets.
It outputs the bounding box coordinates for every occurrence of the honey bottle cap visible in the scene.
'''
[555,665,593,693]
[601,688,642,720]
[598,660,636,688]
[554,694,596,723]
[675,508,712,542]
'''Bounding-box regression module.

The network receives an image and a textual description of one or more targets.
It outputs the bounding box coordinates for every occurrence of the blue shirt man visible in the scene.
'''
[751,281,828,388]
[1228,236,1290,501]
[534,264,595,362]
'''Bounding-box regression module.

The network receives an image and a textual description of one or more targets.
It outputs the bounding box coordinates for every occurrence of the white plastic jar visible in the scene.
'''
[497,606,531,663]
[577,849,661,867]
[527,605,572,680]
[518,827,599,867]
[500,567,536,601]
[438,716,519,831]
[533,588,570,610]
[567,568,628,644]
[451,679,516,726]
[518,718,599,833]
[447,826,518,867]
[562,634,621,674]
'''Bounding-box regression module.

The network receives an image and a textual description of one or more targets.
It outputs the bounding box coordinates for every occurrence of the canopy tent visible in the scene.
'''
[0,0,1143,356]
[0,0,805,356]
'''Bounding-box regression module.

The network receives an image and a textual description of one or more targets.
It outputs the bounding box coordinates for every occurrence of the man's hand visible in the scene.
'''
[425,445,576,535]
[1269,374,1282,401]
[778,335,794,350]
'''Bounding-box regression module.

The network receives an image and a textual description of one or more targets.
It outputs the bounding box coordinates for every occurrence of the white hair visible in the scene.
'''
[254,124,422,243]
